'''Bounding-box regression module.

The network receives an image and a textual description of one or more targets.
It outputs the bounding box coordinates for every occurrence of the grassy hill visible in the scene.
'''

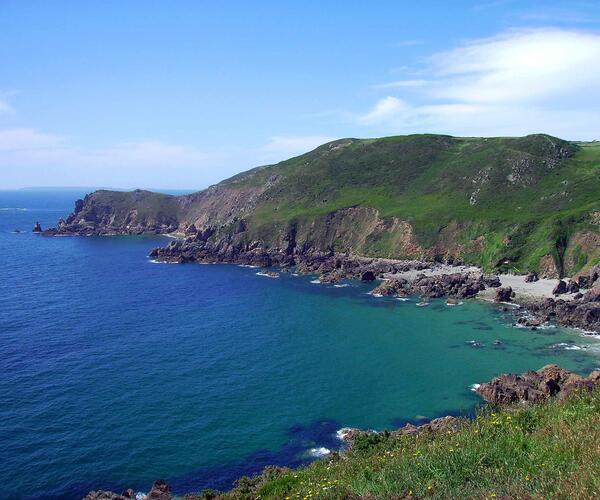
[206,387,600,499]
[63,134,600,277]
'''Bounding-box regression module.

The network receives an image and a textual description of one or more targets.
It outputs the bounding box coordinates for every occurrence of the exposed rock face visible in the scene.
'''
[476,365,599,405]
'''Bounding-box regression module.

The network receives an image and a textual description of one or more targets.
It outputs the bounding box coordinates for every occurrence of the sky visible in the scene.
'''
[2,0,600,190]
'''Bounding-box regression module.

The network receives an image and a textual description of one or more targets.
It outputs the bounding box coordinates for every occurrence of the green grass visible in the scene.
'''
[231,134,600,275]
[85,134,600,275]
[208,388,600,499]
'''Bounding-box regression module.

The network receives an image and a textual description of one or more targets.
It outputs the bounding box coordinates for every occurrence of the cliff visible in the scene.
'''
[48,134,600,277]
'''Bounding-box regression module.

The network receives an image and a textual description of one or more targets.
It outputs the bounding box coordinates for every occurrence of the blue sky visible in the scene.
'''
[2,0,600,189]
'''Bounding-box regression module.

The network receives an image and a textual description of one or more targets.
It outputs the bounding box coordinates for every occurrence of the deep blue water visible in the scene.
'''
[1,190,599,499]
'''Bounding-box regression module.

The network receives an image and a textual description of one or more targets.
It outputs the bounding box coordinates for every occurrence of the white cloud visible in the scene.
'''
[392,39,424,47]
[358,97,412,124]
[259,135,337,163]
[373,79,430,89]
[0,129,213,169]
[360,29,600,139]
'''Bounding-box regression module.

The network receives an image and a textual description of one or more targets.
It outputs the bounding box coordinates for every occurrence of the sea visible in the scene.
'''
[1,189,599,499]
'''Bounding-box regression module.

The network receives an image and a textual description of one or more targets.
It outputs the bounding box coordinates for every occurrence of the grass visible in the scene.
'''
[86,134,600,275]
[232,134,600,275]
[207,388,600,499]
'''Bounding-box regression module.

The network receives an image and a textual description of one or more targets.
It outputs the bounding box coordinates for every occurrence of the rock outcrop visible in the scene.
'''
[32,222,42,233]
[476,364,599,405]
[84,480,171,500]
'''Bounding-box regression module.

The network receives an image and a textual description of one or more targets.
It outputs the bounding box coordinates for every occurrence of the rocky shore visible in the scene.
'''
[145,234,600,333]
[83,365,600,500]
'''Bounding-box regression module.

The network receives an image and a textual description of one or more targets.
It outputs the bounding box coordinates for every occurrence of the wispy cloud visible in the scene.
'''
[391,39,424,47]
[358,28,600,139]
[373,79,430,89]
[0,127,215,169]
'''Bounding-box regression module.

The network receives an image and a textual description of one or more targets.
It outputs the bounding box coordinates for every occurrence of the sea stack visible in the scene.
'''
[32,222,42,233]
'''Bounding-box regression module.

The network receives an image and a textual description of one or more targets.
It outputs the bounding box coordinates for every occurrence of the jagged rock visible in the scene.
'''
[553,280,568,295]
[476,364,597,405]
[319,272,342,283]
[584,286,600,302]
[411,273,484,299]
[524,271,539,283]
[567,280,580,293]
[32,222,42,233]
[495,287,513,302]
[483,275,501,287]
[517,317,542,328]
[147,480,172,500]
[185,224,198,235]
[84,489,136,499]
[370,278,410,297]
[360,270,376,281]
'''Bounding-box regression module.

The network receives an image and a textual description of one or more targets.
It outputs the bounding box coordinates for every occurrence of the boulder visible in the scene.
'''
[524,271,539,283]
[495,287,513,302]
[32,222,42,233]
[146,480,172,500]
[483,275,502,287]
[567,280,580,294]
[552,280,567,295]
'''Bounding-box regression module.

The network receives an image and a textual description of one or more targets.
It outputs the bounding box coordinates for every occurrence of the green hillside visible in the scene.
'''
[62,134,600,277]
[208,134,600,276]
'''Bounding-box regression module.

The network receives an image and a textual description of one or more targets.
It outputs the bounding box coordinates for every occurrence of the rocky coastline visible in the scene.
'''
[145,234,600,333]
[83,364,600,500]
[41,210,600,334]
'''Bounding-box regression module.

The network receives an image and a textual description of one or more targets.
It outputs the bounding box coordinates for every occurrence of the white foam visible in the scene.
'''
[309,447,331,457]
[334,283,349,288]
[256,272,279,278]
[470,383,481,392]
[396,297,410,301]
[292,273,299,276]
[310,279,321,284]
[135,493,146,500]
[447,301,463,306]
[238,264,258,268]
[336,428,353,440]
[371,293,383,298]
[551,342,584,351]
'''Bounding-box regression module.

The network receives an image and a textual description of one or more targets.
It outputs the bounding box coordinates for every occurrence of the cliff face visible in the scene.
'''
[48,134,600,276]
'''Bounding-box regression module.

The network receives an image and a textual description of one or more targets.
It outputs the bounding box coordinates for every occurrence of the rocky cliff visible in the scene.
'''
[47,134,600,277]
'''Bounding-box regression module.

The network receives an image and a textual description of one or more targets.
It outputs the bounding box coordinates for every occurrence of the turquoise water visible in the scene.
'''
[1,191,599,499]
